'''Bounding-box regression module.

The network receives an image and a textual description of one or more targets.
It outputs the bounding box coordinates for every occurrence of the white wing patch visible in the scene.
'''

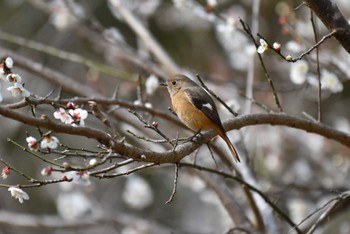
[202,103,214,111]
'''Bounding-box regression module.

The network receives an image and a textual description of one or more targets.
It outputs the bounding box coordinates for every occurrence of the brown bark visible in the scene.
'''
[305,0,350,53]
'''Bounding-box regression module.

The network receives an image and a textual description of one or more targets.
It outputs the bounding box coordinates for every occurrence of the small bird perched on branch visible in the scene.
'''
[161,74,240,163]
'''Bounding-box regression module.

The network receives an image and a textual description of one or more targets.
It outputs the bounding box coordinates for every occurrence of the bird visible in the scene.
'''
[161,74,240,163]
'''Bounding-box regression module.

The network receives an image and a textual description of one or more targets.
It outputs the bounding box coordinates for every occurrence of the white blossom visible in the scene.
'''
[257,39,269,54]
[0,67,5,80]
[41,166,52,176]
[66,171,91,186]
[287,198,309,222]
[286,40,303,53]
[245,44,257,56]
[8,187,29,203]
[49,0,82,30]
[272,42,281,51]
[321,69,343,93]
[286,55,293,61]
[54,108,74,125]
[122,175,153,209]
[41,135,60,149]
[68,108,88,126]
[306,74,318,87]
[5,57,13,68]
[26,136,40,151]
[56,191,92,220]
[89,159,98,166]
[206,0,217,7]
[290,60,309,84]
[133,100,142,106]
[173,0,190,8]
[145,75,159,95]
[1,167,10,179]
[144,102,153,108]
[7,82,30,98]
[217,17,236,36]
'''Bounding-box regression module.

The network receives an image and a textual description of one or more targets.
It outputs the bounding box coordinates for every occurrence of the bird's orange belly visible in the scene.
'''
[172,94,213,131]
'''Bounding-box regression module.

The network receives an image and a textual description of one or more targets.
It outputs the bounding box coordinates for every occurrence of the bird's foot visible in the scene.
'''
[184,129,203,144]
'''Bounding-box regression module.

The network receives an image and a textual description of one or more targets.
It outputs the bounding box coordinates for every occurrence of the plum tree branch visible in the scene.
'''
[304,0,350,54]
[0,104,348,163]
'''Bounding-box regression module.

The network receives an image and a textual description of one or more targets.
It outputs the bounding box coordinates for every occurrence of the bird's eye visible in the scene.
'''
[171,81,177,85]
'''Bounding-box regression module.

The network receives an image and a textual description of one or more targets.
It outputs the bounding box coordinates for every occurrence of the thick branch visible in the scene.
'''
[304,0,350,53]
[0,105,348,163]
[0,107,111,146]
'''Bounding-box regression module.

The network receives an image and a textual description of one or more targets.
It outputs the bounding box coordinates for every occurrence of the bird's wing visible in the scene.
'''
[186,88,224,130]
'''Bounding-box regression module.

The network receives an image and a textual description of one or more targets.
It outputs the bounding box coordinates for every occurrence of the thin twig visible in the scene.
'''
[288,193,341,233]
[7,138,64,168]
[206,143,219,168]
[179,162,302,233]
[165,163,179,204]
[172,132,180,151]
[136,75,144,105]
[257,30,337,62]
[89,158,134,176]
[268,79,283,112]
[89,101,121,139]
[241,184,265,231]
[306,191,350,234]
[127,130,169,143]
[310,11,322,122]
[0,158,34,181]
[19,178,73,188]
[240,91,273,113]
[294,2,306,10]
[302,111,318,122]
[239,19,283,112]
[94,163,156,178]
[128,109,174,146]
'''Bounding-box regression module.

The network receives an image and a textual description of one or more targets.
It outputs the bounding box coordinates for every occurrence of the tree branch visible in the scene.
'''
[304,0,350,54]
[0,105,348,163]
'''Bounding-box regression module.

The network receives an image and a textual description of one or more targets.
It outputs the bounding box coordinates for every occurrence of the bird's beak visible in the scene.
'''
[159,82,167,87]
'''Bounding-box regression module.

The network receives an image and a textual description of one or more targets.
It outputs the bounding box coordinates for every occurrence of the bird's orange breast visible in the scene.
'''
[172,91,215,131]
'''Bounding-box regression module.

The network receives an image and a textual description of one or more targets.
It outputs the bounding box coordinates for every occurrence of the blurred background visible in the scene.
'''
[0,0,349,233]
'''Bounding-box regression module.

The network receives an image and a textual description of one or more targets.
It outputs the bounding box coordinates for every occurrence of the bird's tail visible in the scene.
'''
[220,133,240,163]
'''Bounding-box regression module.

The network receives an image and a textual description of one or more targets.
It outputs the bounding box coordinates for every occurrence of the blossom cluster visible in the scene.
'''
[290,60,343,93]
[54,102,88,126]
[257,40,343,94]
[0,57,30,102]
[26,135,60,151]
